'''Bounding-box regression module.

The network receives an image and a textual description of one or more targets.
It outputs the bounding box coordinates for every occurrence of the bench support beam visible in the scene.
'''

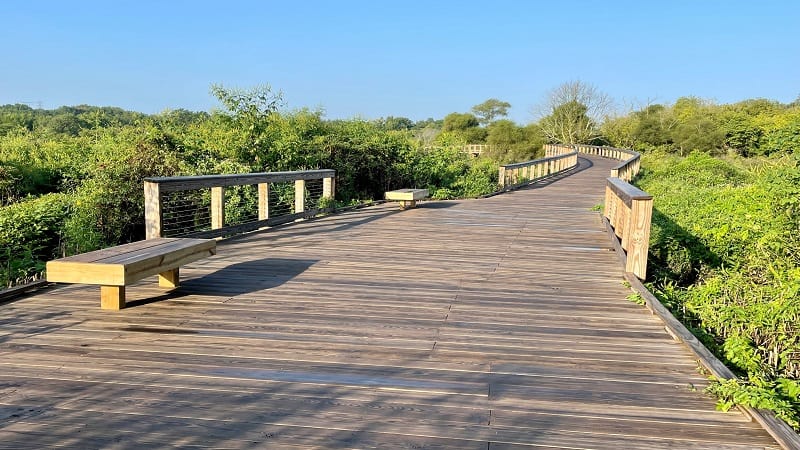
[400,200,416,209]
[158,268,180,288]
[100,286,126,310]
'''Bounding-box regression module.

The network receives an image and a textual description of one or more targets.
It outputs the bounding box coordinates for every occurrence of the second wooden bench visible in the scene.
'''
[385,188,429,209]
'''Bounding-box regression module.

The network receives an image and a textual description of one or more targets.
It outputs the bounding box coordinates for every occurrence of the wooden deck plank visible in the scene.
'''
[0,156,782,448]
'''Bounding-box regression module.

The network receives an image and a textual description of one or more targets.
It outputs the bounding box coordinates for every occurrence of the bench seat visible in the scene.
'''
[46,238,216,310]
[385,188,429,209]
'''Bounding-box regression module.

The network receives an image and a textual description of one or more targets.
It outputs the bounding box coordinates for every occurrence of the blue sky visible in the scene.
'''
[1,1,797,124]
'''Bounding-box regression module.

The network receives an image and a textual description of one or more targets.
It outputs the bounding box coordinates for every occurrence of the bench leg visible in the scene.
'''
[158,268,180,288]
[101,286,125,310]
[400,200,416,209]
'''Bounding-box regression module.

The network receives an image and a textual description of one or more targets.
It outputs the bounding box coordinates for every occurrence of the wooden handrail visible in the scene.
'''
[547,143,650,278]
[144,169,336,239]
[146,169,335,192]
[571,144,641,181]
[498,150,578,189]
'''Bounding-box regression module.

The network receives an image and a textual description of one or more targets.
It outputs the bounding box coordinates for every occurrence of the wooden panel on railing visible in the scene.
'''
[499,150,578,189]
[295,179,305,214]
[144,181,162,240]
[211,186,225,230]
[323,177,335,200]
[258,183,269,220]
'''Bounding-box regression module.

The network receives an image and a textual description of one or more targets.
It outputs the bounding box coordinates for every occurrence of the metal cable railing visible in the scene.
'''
[145,169,336,239]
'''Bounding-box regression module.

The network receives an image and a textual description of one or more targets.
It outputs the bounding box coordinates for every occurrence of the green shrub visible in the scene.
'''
[637,151,800,426]
[0,193,72,286]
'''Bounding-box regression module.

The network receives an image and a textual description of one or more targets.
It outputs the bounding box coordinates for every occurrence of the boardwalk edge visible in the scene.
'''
[602,215,799,449]
[624,273,800,450]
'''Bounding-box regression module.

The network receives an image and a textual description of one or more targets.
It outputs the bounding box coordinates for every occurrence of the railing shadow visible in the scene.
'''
[179,257,319,297]
[647,206,722,286]
[225,206,405,245]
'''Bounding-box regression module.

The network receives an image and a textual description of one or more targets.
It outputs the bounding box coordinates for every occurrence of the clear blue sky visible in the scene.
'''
[2,1,797,124]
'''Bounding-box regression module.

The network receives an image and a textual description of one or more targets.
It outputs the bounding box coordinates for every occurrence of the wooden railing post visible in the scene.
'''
[144,181,162,239]
[258,183,270,220]
[211,186,225,230]
[498,166,507,189]
[295,179,306,214]
[323,176,335,201]
[604,178,653,280]
[625,197,653,279]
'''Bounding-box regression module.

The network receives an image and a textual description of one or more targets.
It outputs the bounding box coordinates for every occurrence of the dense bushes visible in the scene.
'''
[603,97,800,156]
[0,96,512,288]
[636,152,800,427]
[0,193,72,285]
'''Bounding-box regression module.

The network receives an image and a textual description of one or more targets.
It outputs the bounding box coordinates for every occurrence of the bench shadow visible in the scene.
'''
[418,201,459,209]
[182,257,320,296]
[125,258,319,307]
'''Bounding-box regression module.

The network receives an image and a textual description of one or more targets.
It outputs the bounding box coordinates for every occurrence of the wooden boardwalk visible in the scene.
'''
[0,156,780,449]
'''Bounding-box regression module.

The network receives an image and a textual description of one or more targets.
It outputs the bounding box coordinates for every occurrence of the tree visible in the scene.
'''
[442,112,479,131]
[484,120,543,163]
[441,112,486,143]
[377,116,414,131]
[536,81,611,144]
[210,83,284,163]
[471,99,511,126]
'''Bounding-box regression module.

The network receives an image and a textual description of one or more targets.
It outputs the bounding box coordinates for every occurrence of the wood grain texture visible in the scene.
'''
[384,189,429,201]
[1,156,782,449]
[45,238,216,286]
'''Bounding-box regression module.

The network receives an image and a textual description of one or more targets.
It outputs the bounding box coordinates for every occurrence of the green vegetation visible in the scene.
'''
[600,93,800,427]
[0,90,538,288]
[631,151,800,428]
[602,96,800,156]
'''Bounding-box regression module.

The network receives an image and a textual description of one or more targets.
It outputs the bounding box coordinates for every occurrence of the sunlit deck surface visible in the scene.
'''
[0,156,779,449]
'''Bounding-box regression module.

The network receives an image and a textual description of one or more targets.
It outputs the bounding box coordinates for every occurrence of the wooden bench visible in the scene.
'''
[46,238,216,310]
[385,188,429,209]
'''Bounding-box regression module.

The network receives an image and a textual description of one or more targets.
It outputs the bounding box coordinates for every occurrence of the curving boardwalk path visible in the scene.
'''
[0,156,780,449]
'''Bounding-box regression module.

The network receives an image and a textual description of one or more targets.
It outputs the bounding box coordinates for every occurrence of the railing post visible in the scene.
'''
[604,185,613,224]
[625,197,653,279]
[323,176,335,201]
[211,186,225,230]
[498,166,507,189]
[258,183,270,220]
[295,179,306,214]
[144,181,162,239]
